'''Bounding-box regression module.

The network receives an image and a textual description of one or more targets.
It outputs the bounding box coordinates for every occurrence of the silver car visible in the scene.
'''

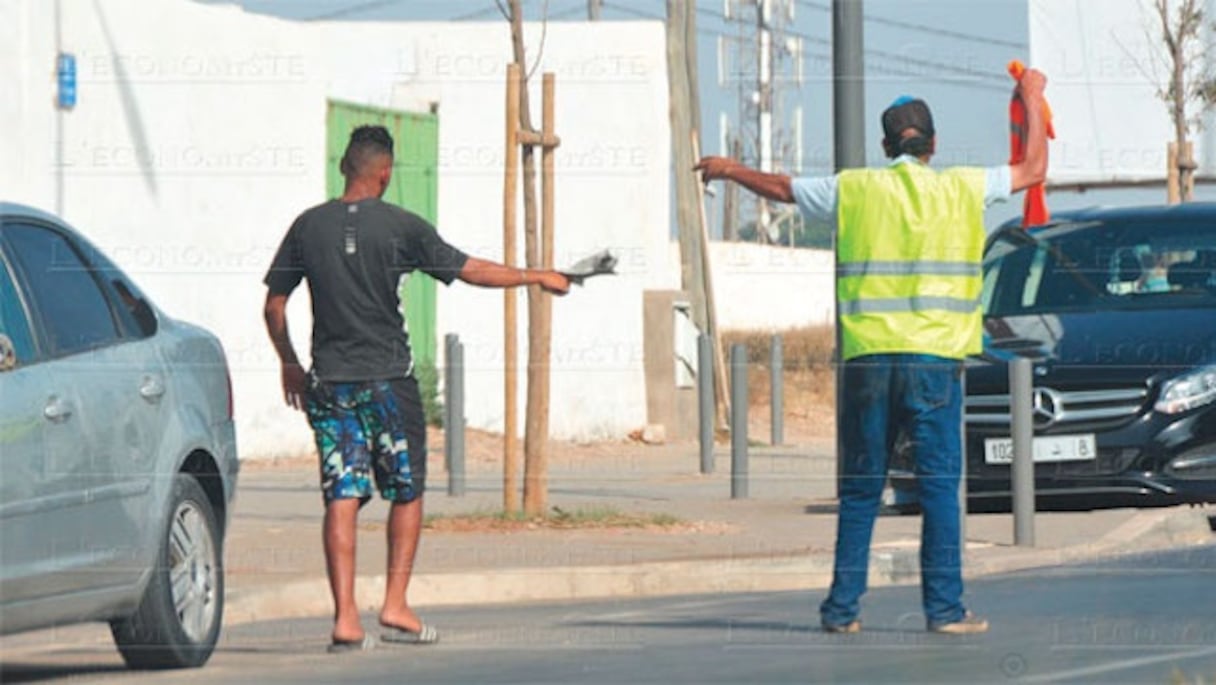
[0,203,238,669]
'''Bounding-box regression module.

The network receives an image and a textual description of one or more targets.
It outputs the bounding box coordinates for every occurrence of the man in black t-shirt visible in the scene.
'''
[264,125,569,652]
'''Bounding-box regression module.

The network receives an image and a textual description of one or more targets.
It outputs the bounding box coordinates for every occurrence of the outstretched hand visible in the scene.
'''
[694,156,738,181]
[538,270,571,296]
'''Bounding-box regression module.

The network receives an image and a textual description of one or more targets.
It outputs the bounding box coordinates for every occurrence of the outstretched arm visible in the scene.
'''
[1010,68,1049,193]
[263,292,306,411]
[457,257,570,295]
[694,157,795,203]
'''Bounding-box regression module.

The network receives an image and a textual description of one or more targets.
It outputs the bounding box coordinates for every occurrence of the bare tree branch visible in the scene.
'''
[526,0,551,81]
[1157,0,1178,54]
[1150,0,1212,200]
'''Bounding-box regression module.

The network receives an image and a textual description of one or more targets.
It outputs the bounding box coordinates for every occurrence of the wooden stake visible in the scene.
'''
[1168,142,1180,205]
[502,63,521,513]
[1184,141,1195,201]
[692,133,730,430]
[524,73,558,515]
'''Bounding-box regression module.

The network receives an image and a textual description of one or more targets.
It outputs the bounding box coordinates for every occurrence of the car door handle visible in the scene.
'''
[139,375,166,401]
[44,396,73,422]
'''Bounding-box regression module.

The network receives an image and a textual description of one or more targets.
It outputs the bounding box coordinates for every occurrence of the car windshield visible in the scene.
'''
[982,218,1216,316]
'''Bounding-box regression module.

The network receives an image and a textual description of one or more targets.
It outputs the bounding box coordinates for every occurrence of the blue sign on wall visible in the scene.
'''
[57,52,76,110]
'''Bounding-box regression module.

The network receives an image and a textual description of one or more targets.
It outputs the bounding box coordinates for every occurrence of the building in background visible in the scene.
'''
[1,0,683,455]
[1029,0,1216,190]
[9,0,1201,456]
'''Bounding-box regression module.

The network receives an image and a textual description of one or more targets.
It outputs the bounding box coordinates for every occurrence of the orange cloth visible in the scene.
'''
[1007,60,1054,227]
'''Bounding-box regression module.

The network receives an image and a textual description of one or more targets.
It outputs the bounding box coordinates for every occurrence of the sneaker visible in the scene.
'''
[821,619,861,634]
[928,611,989,634]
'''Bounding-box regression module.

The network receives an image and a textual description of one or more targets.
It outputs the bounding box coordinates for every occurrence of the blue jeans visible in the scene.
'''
[819,354,967,627]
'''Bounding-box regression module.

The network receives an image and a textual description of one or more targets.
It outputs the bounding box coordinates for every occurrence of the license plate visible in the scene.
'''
[983,434,1097,465]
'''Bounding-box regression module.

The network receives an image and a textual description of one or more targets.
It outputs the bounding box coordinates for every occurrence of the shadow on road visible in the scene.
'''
[0,662,129,684]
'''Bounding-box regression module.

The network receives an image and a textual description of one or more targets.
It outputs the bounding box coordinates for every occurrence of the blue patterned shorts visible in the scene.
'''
[305,374,427,505]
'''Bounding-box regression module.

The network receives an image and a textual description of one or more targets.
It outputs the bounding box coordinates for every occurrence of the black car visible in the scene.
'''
[890,203,1216,512]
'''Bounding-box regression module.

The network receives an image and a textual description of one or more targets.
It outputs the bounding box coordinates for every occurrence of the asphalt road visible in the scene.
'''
[3,545,1214,684]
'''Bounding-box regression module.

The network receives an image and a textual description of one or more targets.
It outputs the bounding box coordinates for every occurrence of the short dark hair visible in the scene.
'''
[340,125,394,177]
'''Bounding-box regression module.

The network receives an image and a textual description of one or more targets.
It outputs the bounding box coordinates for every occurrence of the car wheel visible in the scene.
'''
[111,474,224,669]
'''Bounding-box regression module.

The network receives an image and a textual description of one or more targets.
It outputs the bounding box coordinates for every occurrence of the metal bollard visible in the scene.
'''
[698,333,714,474]
[770,334,784,446]
[1010,357,1035,546]
[443,334,457,473]
[731,344,749,499]
[445,334,466,497]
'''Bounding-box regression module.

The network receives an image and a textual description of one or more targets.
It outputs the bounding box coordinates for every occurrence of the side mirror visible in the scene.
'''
[0,334,16,372]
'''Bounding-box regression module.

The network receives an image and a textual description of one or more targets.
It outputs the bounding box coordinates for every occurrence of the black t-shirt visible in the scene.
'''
[264,198,469,382]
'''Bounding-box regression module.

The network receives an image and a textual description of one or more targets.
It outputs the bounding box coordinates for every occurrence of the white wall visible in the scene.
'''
[672,241,835,331]
[1030,0,1216,184]
[319,22,676,442]
[3,0,674,455]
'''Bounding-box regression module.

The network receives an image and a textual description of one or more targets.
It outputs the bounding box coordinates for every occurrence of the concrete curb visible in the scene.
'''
[222,508,1214,627]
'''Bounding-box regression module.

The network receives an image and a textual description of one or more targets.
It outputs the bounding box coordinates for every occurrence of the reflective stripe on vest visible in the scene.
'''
[838,295,981,316]
[835,261,982,278]
[836,163,987,361]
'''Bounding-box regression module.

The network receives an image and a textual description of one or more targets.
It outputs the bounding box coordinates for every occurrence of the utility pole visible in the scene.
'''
[757,0,773,240]
[721,0,803,244]
[832,0,864,170]
[667,0,707,356]
[668,0,729,428]
[588,0,602,20]
[832,0,863,499]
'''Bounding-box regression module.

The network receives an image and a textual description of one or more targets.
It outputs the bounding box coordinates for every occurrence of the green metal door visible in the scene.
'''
[326,100,440,366]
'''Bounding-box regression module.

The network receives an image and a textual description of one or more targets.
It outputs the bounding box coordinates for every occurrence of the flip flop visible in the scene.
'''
[327,635,376,654]
[380,624,440,645]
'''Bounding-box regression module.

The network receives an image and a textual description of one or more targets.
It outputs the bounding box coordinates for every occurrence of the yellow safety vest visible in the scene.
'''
[836,162,987,361]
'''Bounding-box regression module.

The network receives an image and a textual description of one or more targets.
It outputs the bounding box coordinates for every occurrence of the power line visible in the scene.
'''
[599,2,662,22]
[609,1,1006,83]
[793,0,1026,50]
[449,2,508,20]
[601,2,742,40]
[752,22,1008,84]
[304,0,404,21]
[451,1,585,21]
[307,0,1009,90]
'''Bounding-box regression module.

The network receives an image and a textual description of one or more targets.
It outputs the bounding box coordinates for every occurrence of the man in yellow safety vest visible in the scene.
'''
[696,69,1048,634]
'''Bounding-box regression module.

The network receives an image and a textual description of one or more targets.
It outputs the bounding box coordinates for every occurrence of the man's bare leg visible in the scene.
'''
[324,498,364,642]
[379,497,424,631]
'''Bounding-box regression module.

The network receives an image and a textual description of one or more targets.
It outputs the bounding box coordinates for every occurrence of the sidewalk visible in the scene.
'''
[223,437,1215,625]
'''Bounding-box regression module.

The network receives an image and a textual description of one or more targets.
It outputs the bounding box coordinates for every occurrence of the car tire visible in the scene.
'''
[883,483,922,516]
[111,474,224,669]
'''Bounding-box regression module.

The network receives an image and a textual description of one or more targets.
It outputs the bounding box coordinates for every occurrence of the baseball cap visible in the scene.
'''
[881,96,935,148]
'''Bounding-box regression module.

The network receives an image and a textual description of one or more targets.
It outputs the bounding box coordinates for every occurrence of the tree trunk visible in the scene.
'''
[1172,35,1194,202]
[507,1,551,517]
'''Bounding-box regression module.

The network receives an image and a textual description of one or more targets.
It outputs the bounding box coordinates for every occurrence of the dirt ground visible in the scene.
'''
[241,368,836,474]
[439,366,833,469]
[241,367,836,531]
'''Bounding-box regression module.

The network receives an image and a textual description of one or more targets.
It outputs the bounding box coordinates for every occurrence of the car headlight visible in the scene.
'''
[1155,365,1216,414]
